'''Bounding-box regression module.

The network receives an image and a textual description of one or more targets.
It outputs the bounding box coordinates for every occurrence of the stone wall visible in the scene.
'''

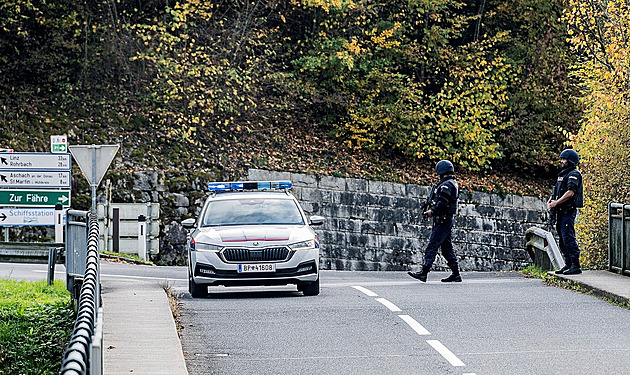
[249,169,547,272]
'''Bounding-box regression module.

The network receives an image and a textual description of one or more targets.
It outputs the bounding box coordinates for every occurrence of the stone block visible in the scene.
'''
[346,178,368,192]
[319,175,347,190]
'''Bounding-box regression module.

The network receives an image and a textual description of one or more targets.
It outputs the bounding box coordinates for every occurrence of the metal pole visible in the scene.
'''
[91,146,97,214]
[608,202,613,272]
[624,204,628,276]
[3,227,7,242]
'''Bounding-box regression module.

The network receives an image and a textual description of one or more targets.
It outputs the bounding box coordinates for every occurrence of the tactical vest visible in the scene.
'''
[555,168,583,211]
[433,177,458,215]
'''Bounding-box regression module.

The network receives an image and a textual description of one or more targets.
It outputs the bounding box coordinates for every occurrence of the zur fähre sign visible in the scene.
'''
[0,190,71,207]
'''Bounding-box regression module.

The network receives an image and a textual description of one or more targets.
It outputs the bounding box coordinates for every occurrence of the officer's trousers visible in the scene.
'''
[422,218,459,272]
[556,210,580,266]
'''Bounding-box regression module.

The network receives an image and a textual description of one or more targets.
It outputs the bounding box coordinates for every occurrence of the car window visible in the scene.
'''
[202,198,305,226]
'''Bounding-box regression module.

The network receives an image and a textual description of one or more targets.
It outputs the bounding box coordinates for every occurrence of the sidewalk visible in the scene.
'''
[101,279,188,375]
[548,269,630,304]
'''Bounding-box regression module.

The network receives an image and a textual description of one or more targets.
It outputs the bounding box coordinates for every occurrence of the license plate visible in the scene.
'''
[238,263,276,273]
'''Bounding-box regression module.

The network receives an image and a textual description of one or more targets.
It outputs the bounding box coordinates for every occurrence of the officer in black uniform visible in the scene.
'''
[408,160,461,282]
[547,149,584,275]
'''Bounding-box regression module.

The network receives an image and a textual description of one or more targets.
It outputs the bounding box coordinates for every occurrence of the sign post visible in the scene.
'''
[68,145,119,213]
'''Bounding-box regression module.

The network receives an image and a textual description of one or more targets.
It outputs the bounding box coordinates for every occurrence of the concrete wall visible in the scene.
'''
[249,169,546,272]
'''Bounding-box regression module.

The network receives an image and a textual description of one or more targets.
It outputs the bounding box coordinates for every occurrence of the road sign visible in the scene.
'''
[69,145,118,186]
[0,190,71,207]
[0,170,71,188]
[51,135,68,153]
[0,152,71,171]
[0,207,63,226]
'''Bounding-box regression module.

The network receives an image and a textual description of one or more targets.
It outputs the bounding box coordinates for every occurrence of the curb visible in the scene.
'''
[547,271,629,305]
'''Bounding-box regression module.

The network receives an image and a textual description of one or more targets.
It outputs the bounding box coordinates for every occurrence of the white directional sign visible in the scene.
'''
[0,152,71,171]
[0,207,63,226]
[0,170,71,188]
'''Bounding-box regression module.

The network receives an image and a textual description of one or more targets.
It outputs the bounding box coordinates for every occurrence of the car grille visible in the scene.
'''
[221,247,291,262]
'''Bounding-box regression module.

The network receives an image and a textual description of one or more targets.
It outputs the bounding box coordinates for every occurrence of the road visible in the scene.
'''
[3,262,630,374]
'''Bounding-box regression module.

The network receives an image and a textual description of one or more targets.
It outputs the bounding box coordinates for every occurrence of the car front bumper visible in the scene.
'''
[190,248,319,287]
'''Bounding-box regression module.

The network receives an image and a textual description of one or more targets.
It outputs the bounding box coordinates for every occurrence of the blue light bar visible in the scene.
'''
[207,181,292,192]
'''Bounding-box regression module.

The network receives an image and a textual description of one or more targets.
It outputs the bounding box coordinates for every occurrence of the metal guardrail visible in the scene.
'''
[60,211,103,375]
[609,203,630,276]
[525,227,565,271]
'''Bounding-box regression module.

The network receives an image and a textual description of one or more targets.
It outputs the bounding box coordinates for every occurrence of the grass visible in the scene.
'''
[101,251,153,264]
[0,279,75,375]
[521,265,548,279]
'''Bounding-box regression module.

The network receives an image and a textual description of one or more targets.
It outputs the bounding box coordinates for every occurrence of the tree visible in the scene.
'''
[564,0,630,267]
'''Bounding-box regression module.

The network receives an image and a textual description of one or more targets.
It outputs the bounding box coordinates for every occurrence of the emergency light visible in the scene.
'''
[207,180,293,191]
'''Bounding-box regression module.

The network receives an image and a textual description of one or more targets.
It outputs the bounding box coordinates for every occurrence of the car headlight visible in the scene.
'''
[289,239,316,250]
[195,243,223,252]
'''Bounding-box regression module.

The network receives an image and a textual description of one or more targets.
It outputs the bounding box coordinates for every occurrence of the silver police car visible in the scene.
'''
[182,181,324,297]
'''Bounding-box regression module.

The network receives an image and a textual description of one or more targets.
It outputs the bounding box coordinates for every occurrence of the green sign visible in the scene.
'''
[0,190,71,207]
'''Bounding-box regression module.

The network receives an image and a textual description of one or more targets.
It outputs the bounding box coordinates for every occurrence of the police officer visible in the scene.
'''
[547,149,584,275]
[408,160,461,282]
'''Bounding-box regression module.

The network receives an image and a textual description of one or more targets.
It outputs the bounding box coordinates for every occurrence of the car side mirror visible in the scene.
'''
[309,215,325,226]
[182,218,196,229]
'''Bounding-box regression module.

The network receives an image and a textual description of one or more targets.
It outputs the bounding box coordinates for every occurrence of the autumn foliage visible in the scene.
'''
[0,0,580,175]
[564,0,630,267]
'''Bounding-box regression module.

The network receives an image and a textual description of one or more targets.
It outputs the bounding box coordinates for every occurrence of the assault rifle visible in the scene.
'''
[547,185,557,228]
[421,184,436,222]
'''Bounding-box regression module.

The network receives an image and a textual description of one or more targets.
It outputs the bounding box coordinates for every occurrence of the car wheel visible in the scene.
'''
[301,278,320,296]
[188,272,207,298]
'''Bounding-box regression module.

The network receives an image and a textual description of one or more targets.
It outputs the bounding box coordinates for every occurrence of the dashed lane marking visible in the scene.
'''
[351,285,378,297]
[427,340,466,367]
[375,298,402,312]
[398,315,431,335]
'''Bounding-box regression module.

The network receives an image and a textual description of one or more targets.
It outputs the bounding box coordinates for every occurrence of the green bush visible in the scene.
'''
[0,280,75,375]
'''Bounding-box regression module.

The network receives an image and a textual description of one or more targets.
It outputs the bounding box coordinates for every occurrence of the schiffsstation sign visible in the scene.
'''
[0,207,60,226]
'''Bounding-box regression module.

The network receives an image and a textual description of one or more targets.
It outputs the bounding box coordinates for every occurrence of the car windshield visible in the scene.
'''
[202,198,305,226]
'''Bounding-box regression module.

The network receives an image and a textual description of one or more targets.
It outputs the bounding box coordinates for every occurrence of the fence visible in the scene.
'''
[59,211,104,375]
[609,203,630,276]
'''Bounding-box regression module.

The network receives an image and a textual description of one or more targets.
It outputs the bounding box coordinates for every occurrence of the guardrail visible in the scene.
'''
[59,211,103,375]
[609,203,630,276]
[525,227,565,271]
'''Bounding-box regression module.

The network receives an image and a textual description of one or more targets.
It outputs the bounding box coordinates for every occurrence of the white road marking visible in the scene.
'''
[398,315,431,335]
[351,285,378,297]
[427,340,466,367]
[375,298,402,312]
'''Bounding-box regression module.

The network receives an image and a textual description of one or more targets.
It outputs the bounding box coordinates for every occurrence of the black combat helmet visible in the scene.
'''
[559,149,579,165]
[435,160,454,175]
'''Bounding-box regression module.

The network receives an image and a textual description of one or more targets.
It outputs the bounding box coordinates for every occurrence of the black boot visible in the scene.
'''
[408,266,430,282]
[555,263,571,274]
[441,274,462,282]
[563,259,582,275]
[442,264,462,282]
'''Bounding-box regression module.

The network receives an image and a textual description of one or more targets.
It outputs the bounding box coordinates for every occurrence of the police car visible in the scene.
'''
[182,181,324,297]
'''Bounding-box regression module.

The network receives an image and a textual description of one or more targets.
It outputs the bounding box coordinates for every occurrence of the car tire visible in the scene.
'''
[189,272,207,298]
[301,278,320,296]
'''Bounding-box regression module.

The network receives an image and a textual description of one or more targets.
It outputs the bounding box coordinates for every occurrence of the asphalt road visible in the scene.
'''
[175,270,630,375]
[3,262,630,374]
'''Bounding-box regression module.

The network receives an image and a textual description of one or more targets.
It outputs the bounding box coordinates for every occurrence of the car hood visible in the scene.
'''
[195,225,312,245]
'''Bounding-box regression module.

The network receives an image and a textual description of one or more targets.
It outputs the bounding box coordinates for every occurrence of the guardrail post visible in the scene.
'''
[138,215,147,261]
[55,203,64,243]
[112,207,120,254]
[47,247,57,286]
